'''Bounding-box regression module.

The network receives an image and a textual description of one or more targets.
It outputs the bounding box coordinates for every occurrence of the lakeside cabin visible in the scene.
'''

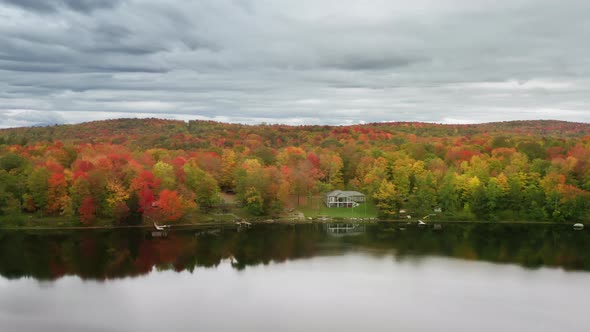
[324,190,365,208]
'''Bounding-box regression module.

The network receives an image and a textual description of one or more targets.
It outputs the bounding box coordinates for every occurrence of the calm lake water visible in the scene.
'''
[1,222,589,332]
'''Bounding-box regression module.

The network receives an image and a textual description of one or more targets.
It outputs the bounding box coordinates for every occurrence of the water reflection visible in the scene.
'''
[324,223,366,236]
[0,222,589,281]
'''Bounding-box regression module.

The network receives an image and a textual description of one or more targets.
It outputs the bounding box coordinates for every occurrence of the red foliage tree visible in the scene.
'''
[153,189,185,222]
[79,196,96,225]
[138,187,155,213]
[46,173,68,215]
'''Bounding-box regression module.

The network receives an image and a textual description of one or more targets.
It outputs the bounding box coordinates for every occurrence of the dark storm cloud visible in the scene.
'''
[324,54,427,71]
[0,0,589,128]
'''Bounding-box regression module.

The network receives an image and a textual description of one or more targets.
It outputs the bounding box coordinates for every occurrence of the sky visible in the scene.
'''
[1,0,589,128]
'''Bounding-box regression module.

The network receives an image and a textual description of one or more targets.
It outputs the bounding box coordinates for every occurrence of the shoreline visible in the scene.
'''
[0,218,581,231]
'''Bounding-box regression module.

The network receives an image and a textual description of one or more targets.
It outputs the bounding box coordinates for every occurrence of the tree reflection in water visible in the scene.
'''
[1,222,589,281]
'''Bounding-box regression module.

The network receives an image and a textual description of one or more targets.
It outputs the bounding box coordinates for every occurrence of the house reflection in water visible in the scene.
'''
[150,230,168,238]
[324,223,366,236]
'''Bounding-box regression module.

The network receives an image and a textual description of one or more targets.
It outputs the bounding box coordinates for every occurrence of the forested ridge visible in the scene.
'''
[1,118,590,224]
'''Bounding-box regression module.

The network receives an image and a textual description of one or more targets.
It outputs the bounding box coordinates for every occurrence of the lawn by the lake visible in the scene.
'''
[298,196,379,218]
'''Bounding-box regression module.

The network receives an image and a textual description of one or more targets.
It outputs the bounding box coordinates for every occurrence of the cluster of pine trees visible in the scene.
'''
[1,118,589,223]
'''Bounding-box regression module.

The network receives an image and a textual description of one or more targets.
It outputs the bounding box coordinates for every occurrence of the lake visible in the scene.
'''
[1,222,589,332]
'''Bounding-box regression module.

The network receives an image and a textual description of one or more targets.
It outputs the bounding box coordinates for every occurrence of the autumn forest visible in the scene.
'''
[1,118,590,225]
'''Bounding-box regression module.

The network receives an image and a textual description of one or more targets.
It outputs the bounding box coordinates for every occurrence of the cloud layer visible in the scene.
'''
[1,0,589,128]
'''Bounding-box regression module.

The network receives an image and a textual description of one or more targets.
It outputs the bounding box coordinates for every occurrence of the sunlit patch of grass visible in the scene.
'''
[298,196,378,218]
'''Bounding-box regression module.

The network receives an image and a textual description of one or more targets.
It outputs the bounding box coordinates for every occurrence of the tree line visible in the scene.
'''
[1,118,590,223]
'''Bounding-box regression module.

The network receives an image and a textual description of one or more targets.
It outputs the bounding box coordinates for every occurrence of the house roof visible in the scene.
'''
[326,190,364,197]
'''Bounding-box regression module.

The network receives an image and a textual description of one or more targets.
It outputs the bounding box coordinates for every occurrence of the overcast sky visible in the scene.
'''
[1,0,589,128]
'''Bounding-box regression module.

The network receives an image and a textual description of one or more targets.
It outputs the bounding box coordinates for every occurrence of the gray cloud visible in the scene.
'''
[0,0,121,13]
[0,0,589,128]
[0,110,66,128]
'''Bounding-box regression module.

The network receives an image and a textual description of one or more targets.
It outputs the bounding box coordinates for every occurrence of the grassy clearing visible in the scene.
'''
[0,194,377,229]
[297,196,379,218]
[0,214,110,228]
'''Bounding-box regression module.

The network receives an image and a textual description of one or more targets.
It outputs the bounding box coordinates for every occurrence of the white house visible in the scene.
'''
[323,190,365,208]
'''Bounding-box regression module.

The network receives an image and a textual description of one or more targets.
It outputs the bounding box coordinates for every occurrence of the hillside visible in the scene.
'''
[1,118,590,224]
[1,119,589,149]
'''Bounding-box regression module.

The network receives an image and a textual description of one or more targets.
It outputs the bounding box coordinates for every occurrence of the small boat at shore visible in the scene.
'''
[153,222,171,231]
[418,213,438,228]
[573,223,584,231]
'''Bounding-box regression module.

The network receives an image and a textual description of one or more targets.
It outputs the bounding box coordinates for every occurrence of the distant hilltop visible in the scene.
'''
[1,118,589,148]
